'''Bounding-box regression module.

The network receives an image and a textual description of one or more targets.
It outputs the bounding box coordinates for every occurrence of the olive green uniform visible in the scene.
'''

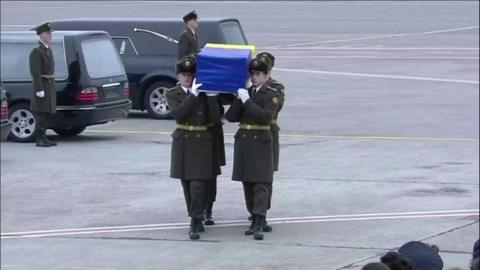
[268,77,285,172]
[265,77,285,211]
[166,85,221,218]
[226,85,279,217]
[205,101,226,213]
[29,42,56,132]
[178,28,199,60]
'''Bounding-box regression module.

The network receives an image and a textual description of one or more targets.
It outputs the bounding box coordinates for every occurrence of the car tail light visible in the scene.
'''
[76,87,99,102]
[0,100,8,118]
[123,82,129,97]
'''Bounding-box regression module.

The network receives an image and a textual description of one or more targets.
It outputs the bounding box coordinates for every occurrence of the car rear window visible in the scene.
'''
[0,41,68,81]
[220,21,247,45]
[81,38,125,79]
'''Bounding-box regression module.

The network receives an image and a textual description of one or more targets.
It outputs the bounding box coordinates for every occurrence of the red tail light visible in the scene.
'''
[123,82,129,97]
[0,100,8,118]
[76,87,99,102]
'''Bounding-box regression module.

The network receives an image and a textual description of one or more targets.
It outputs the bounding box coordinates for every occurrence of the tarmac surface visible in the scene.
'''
[1,1,479,269]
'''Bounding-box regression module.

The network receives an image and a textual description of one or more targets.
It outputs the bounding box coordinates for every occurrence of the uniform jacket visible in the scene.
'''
[166,85,221,180]
[268,77,285,171]
[29,42,56,113]
[177,28,199,60]
[209,100,226,176]
[225,85,280,183]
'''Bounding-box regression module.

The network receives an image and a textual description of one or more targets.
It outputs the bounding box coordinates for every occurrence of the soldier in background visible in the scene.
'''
[166,56,221,240]
[29,22,57,147]
[226,58,280,240]
[178,10,199,60]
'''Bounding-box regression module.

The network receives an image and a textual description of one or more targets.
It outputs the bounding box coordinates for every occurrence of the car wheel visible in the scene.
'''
[8,103,36,142]
[53,126,86,137]
[144,81,174,119]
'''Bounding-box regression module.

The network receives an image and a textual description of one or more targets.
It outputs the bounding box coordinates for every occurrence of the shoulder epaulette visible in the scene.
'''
[269,80,285,95]
[267,85,278,92]
[167,86,177,92]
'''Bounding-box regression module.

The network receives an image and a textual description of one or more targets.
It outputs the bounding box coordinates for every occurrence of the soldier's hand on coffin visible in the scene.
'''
[237,88,250,103]
[36,90,45,98]
[191,78,202,97]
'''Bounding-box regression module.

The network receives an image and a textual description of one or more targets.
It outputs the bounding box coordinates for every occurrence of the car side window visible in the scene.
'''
[220,21,247,45]
[0,41,68,81]
[112,37,137,57]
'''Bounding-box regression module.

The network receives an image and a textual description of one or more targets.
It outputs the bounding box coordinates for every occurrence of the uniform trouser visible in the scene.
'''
[181,179,208,219]
[34,112,50,132]
[243,182,272,217]
[267,184,273,210]
[205,176,217,212]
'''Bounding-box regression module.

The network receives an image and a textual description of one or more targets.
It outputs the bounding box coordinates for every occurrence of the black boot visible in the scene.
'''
[196,218,205,233]
[188,218,200,240]
[244,217,255,236]
[36,129,50,147]
[204,204,215,226]
[253,215,264,240]
[263,218,273,232]
[44,134,57,146]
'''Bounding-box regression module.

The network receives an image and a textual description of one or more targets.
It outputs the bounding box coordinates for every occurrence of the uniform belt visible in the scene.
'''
[271,119,278,124]
[239,124,271,131]
[41,74,54,79]
[176,124,208,131]
[206,123,215,128]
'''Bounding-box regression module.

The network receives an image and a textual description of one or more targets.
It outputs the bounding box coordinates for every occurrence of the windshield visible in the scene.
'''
[220,21,247,45]
[81,38,125,79]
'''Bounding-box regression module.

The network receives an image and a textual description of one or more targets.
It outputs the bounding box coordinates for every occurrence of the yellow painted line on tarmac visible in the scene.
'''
[85,129,479,142]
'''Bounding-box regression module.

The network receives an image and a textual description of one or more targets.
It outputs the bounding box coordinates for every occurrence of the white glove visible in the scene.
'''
[237,88,250,103]
[190,78,202,97]
[36,90,45,98]
[206,92,218,97]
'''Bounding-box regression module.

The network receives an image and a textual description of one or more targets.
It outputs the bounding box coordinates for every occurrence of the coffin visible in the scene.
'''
[196,46,253,93]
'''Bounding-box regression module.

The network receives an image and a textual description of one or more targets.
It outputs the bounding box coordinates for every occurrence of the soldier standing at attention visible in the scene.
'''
[253,52,285,231]
[178,10,199,60]
[226,58,280,240]
[29,22,57,147]
[166,56,221,240]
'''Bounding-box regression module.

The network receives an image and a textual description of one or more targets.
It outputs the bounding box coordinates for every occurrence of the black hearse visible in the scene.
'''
[0,31,132,142]
[50,18,249,119]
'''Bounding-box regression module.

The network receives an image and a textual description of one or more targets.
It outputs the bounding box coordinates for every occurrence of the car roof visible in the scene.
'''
[1,30,110,42]
[2,30,109,37]
[51,17,239,23]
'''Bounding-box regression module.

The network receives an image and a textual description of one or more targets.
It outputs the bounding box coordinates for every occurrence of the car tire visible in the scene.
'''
[144,81,174,119]
[53,126,87,137]
[8,103,36,142]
